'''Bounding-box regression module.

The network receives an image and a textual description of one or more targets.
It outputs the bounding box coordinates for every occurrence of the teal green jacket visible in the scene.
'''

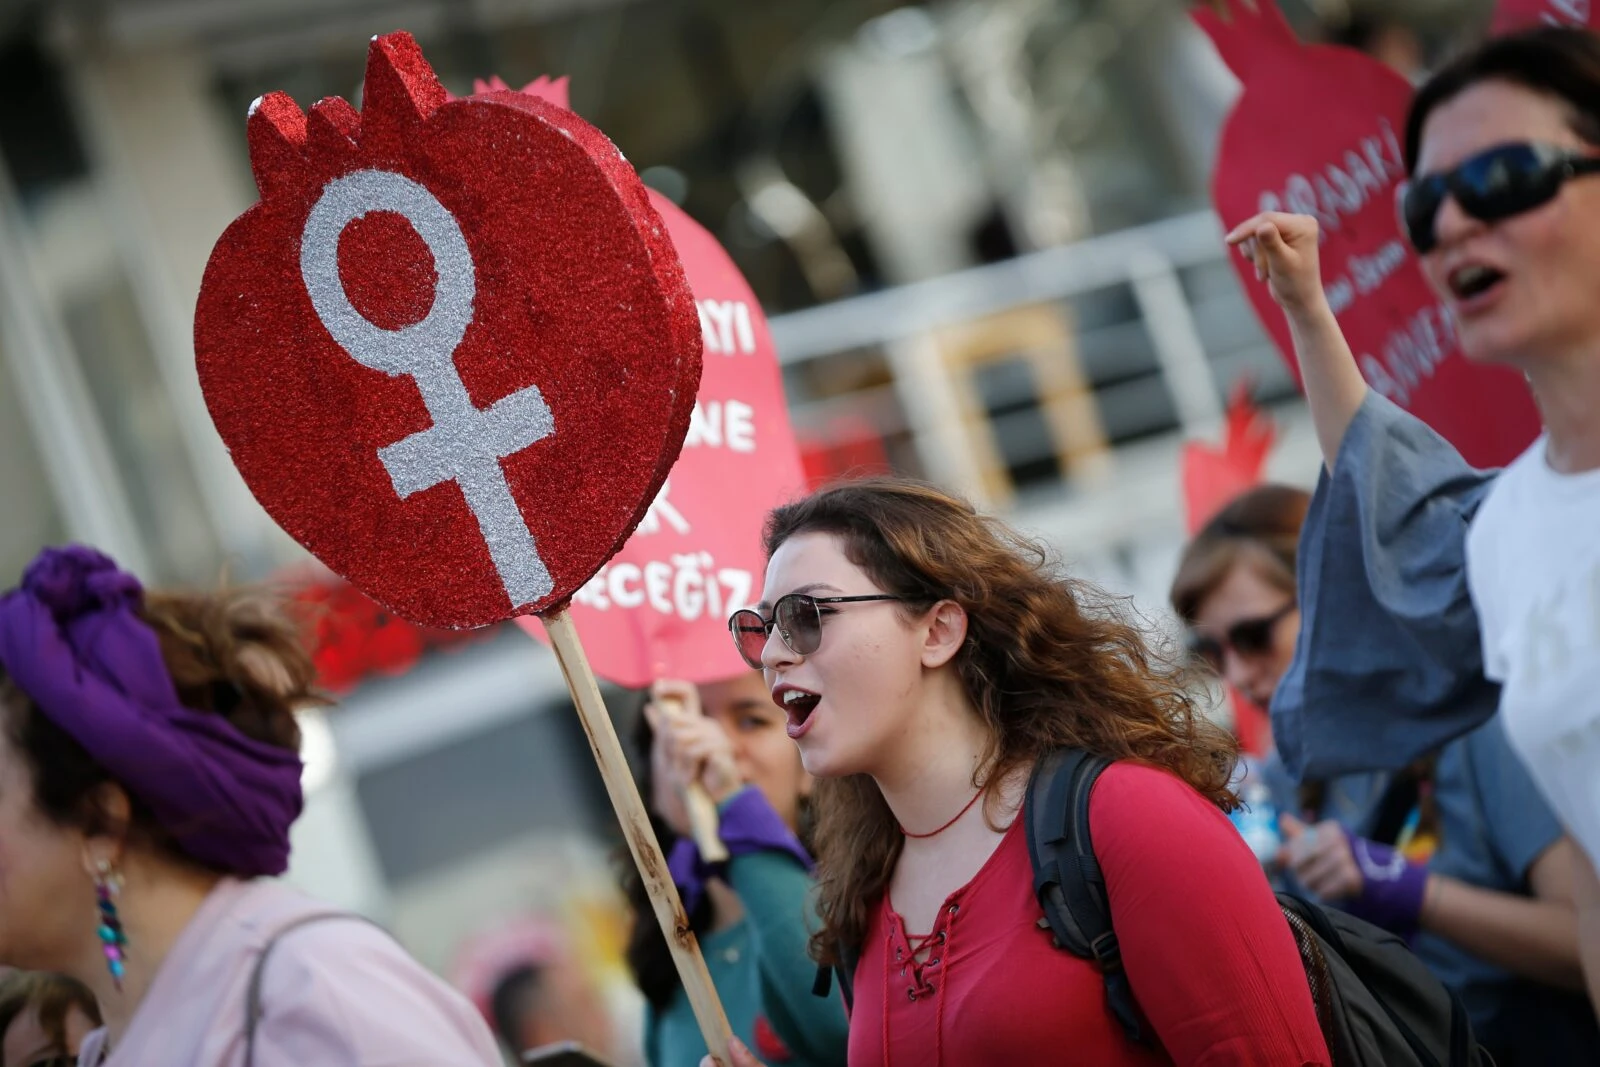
[644,804,848,1066]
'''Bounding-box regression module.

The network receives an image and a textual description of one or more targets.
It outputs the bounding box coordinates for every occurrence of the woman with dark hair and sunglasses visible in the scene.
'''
[725,478,1330,1066]
[1224,24,1600,1013]
[621,674,847,1067]
[1170,485,1389,868]
[1174,485,1599,1063]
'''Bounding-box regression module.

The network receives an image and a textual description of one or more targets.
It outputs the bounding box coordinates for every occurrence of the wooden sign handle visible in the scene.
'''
[542,610,735,1066]
[655,694,730,864]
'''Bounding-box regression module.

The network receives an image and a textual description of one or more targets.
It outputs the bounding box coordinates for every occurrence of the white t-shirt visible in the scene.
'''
[1467,435,1600,866]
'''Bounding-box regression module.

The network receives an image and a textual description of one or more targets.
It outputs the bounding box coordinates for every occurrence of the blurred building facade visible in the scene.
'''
[0,0,1493,1047]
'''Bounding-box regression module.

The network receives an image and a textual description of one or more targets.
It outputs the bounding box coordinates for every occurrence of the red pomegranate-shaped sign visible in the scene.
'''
[195,33,701,629]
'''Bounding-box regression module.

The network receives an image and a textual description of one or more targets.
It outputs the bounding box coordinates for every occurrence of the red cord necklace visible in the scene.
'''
[898,788,985,839]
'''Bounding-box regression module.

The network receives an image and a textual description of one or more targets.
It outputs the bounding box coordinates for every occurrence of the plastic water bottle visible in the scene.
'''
[1228,759,1282,867]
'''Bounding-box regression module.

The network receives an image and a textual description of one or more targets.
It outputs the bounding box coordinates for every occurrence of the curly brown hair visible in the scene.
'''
[762,478,1239,965]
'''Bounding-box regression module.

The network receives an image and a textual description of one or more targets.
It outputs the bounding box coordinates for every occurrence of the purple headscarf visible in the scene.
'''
[0,545,303,876]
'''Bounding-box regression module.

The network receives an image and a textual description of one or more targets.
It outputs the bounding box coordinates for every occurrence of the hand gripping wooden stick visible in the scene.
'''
[656,693,730,864]
[542,610,734,1066]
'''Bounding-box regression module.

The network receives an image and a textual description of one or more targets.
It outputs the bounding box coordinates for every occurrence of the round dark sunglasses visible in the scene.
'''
[1399,141,1600,254]
[1186,601,1295,674]
[728,593,902,668]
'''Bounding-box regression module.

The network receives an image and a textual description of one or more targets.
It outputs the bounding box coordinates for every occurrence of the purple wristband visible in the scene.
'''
[666,786,813,912]
[1340,837,1428,935]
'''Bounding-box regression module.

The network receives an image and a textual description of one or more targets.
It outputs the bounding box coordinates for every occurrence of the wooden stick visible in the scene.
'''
[543,610,734,1066]
[656,694,730,864]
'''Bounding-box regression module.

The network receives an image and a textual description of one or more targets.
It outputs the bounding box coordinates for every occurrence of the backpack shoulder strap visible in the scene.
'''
[244,910,386,1067]
[1024,747,1145,1045]
[811,941,859,1010]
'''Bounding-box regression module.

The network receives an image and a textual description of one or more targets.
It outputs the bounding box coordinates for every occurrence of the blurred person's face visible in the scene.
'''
[1416,80,1600,368]
[0,728,100,976]
[757,532,937,780]
[1189,557,1300,710]
[514,961,614,1058]
[2,1000,96,1066]
[697,672,812,832]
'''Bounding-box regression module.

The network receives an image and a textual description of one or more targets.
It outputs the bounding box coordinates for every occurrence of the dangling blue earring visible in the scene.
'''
[94,860,128,990]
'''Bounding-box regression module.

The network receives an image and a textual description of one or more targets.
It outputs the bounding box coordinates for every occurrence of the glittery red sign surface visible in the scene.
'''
[195,33,701,629]
[1196,0,1540,468]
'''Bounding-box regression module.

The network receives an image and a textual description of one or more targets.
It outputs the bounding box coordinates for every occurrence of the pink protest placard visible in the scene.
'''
[497,79,809,687]
[1195,0,1541,468]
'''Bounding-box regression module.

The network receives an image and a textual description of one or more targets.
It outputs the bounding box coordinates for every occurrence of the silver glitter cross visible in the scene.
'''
[300,168,555,609]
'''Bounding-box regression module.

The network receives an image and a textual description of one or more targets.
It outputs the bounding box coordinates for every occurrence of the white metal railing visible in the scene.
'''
[768,210,1230,363]
[0,166,154,575]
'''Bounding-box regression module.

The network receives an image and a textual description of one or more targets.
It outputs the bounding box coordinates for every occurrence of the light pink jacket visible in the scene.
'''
[77,877,501,1066]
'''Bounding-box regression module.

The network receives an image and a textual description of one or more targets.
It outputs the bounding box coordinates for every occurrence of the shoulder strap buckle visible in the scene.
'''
[1089,930,1123,973]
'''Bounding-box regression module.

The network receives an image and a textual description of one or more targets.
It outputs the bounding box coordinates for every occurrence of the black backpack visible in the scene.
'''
[815,748,1494,1067]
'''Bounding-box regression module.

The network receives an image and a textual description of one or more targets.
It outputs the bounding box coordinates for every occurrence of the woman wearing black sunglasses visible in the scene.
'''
[725,477,1329,1066]
[1170,485,1389,866]
[1174,485,1598,1064]
[1225,25,1600,1015]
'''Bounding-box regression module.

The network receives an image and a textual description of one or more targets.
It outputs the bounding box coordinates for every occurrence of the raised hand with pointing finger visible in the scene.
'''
[1226,211,1327,315]
[1224,211,1369,472]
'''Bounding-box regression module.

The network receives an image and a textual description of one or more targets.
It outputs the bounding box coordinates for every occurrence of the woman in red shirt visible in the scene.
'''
[720,478,1330,1067]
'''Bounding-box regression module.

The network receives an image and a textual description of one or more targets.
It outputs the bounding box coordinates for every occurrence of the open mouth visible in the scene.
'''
[1448,263,1506,301]
[777,686,821,733]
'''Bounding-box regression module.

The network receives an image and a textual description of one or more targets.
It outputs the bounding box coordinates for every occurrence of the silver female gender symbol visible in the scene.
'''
[300,168,555,608]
